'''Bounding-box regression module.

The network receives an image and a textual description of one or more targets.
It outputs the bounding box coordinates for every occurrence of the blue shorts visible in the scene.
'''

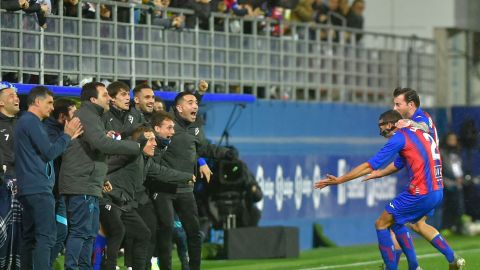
[385,190,443,225]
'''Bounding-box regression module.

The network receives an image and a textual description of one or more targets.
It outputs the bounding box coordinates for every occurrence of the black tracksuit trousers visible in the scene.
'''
[100,204,150,270]
[151,192,201,270]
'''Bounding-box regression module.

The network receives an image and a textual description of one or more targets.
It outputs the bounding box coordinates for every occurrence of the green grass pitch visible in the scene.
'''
[53,234,479,269]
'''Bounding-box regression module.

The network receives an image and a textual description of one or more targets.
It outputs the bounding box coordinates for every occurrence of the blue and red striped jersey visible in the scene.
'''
[368,127,443,195]
[411,108,439,145]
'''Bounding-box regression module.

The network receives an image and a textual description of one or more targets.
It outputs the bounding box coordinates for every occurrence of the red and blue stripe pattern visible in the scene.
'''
[397,128,443,195]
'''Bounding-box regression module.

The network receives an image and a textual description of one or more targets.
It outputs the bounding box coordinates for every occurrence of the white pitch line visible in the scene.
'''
[297,248,480,270]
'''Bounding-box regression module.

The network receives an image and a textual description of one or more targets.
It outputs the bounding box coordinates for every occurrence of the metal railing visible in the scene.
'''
[0,1,436,104]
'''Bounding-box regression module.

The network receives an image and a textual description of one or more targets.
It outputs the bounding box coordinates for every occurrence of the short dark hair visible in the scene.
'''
[154,96,166,110]
[393,87,420,108]
[174,91,195,106]
[81,82,105,101]
[107,81,130,98]
[53,98,76,120]
[131,126,154,141]
[154,96,164,103]
[133,83,152,97]
[150,111,174,128]
[27,85,53,106]
[379,110,402,124]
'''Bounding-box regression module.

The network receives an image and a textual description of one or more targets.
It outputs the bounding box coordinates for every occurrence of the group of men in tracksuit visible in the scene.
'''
[0,80,236,270]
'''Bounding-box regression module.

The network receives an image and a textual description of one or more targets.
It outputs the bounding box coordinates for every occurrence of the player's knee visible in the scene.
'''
[407,222,421,233]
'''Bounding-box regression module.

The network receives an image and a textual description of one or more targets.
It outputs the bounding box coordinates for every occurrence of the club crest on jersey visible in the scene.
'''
[195,127,199,136]
[128,115,134,124]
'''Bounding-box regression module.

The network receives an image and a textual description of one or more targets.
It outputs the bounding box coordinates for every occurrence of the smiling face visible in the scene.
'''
[0,88,20,117]
[111,89,130,111]
[393,94,415,119]
[135,88,155,114]
[175,93,198,123]
[154,100,165,112]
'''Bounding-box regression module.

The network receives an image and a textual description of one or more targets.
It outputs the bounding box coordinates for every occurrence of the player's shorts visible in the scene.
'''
[385,190,443,225]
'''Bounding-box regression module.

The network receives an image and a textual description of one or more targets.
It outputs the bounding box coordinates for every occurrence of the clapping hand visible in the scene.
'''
[64,117,83,139]
[103,181,113,193]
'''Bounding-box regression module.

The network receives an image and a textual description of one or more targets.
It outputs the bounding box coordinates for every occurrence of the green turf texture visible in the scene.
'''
[200,234,479,270]
[54,234,479,269]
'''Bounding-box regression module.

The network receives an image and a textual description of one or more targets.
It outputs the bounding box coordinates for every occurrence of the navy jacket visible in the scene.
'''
[14,111,71,196]
[44,117,65,198]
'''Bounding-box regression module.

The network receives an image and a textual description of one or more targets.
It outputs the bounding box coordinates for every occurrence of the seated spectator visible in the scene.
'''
[288,0,315,39]
[338,0,349,16]
[1,0,29,11]
[63,0,79,16]
[223,0,262,17]
[346,0,364,42]
[313,0,346,41]
[1,0,50,28]
[170,0,211,29]
[142,0,185,28]
[268,5,286,36]
[63,0,111,20]
[115,0,132,22]
[290,0,314,23]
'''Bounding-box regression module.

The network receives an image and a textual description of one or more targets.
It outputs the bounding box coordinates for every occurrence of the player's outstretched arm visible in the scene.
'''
[362,162,399,182]
[314,162,373,189]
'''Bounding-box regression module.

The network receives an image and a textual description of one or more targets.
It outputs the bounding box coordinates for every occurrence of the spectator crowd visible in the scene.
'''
[1,0,365,40]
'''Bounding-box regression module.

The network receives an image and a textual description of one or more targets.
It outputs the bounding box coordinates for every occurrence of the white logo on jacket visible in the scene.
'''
[128,115,134,124]
[195,128,199,136]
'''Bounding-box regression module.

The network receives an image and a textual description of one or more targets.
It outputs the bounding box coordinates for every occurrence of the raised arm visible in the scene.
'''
[362,162,399,182]
[314,162,373,189]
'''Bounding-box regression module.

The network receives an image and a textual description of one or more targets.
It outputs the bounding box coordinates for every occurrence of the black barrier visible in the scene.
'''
[224,226,299,259]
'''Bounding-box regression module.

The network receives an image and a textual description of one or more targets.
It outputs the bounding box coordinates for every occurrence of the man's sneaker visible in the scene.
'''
[416,267,423,270]
[449,256,466,270]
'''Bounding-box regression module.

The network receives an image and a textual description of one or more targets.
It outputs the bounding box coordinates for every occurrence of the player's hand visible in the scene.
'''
[103,181,113,193]
[395,119,412,129]
[362,170,382,182]
[314,174,338,189]
[199,164,213,183]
